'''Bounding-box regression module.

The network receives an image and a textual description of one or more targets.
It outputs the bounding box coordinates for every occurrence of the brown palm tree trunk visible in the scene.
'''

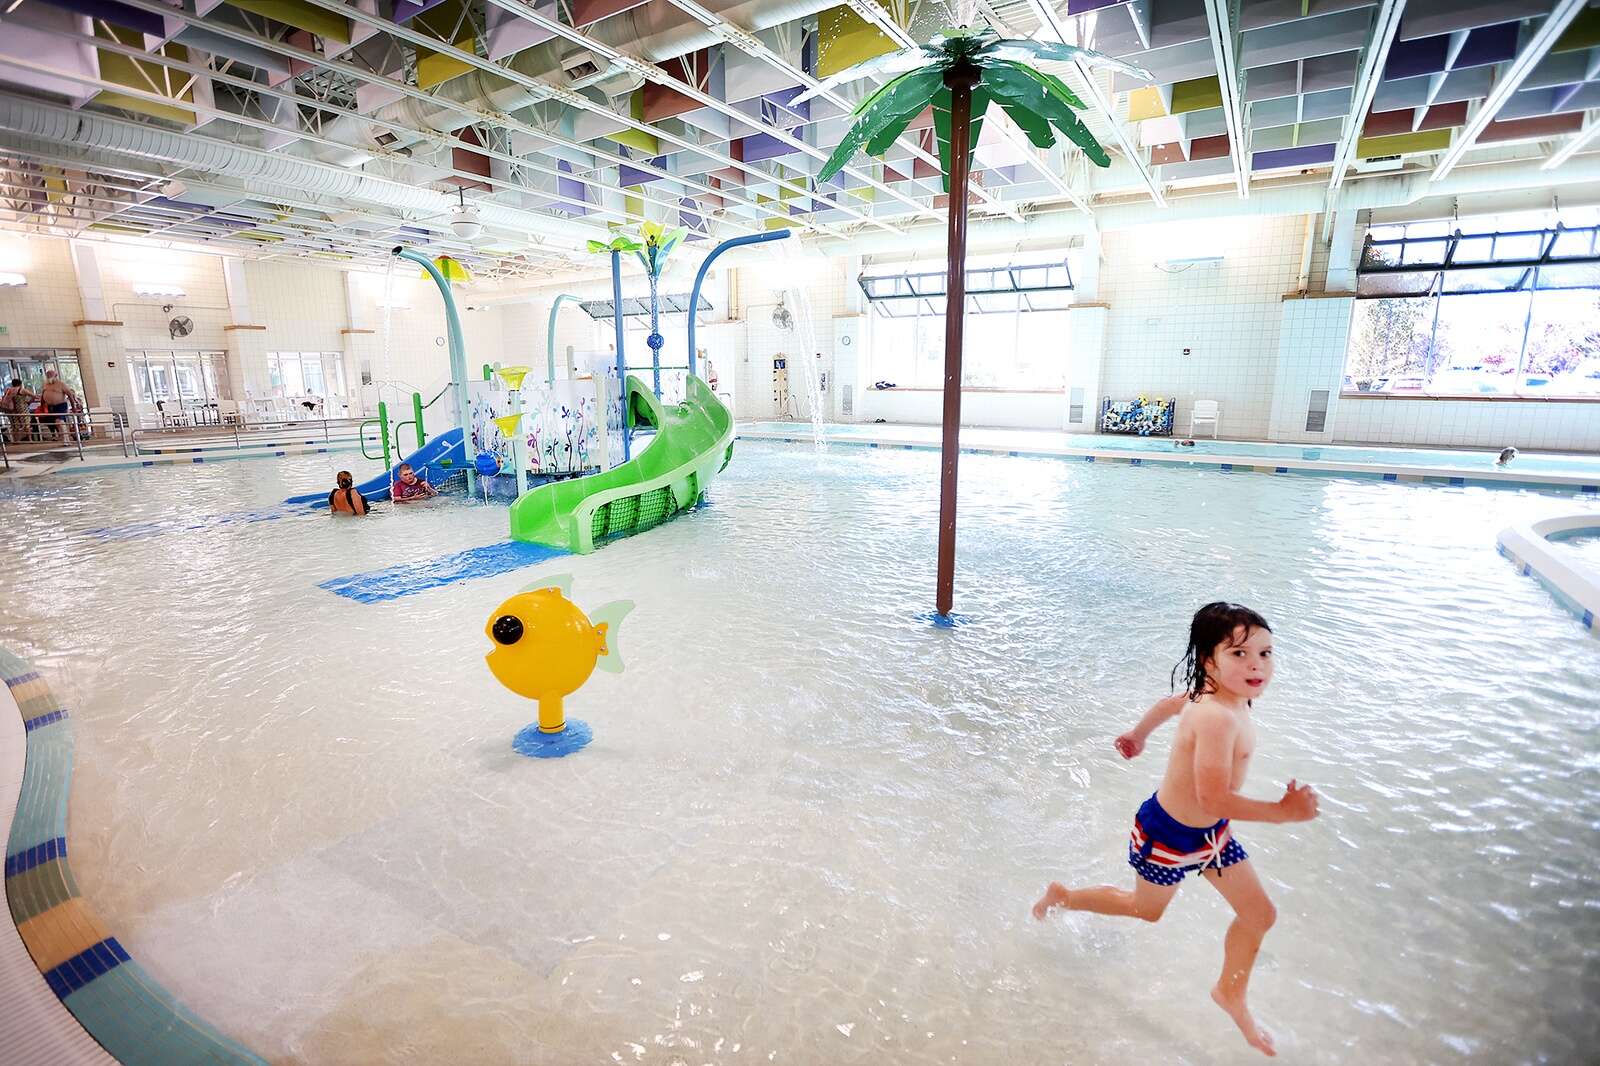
[936,61,980,618]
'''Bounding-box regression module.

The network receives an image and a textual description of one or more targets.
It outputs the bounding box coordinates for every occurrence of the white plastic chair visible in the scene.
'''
[1189,399,1220,438]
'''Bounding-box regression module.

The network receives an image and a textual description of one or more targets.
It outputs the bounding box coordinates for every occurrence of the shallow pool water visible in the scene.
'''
[1556,534,1600,575]
[2,445,1598,1065]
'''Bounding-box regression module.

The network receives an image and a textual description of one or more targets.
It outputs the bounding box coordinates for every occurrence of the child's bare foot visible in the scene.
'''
[1032,882,1070,920]
[1211,984,1276,1056]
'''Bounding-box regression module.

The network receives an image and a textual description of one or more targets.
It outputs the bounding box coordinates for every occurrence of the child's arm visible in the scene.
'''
[1191,708,1319,823]
[1114,693,1188,759]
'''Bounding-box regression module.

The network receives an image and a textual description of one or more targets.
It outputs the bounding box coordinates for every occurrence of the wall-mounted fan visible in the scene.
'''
[772,294,794,332]
[168,315,194,339]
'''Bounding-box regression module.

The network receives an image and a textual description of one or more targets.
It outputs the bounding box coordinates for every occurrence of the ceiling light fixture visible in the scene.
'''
[450,187,482,240]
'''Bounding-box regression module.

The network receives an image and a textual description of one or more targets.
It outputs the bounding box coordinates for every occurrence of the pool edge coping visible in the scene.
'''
[1496,516,1600,637]
[0,650,268,1066]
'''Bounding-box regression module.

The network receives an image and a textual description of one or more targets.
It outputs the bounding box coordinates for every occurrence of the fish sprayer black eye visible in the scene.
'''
[492,615,525,645]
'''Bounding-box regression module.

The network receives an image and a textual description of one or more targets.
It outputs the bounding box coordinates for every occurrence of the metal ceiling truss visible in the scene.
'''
[2,0,1597,276]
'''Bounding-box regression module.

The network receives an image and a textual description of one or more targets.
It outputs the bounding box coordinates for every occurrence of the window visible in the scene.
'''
[266,352,345,397]
[860,253,1074,390]
[127,351,228,404]
[1346,208,1600,398]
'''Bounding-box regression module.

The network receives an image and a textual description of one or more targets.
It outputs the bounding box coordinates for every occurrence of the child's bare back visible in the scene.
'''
[1031,603,1319,1057]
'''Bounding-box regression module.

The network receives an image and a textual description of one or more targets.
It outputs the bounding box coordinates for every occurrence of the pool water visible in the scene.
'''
[741,421,1600,477]
[1556,534,1600,574]
[2,446,1598,1065]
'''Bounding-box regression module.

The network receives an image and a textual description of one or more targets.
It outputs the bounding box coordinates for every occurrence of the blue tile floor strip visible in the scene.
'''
[43,939,131,999]
[84,506,303,542]
[5,835,66,876]
[320,540,569,604]
[25,708,68,731]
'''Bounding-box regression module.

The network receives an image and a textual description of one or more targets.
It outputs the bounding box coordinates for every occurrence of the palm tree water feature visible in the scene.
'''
[806,26,1148,617]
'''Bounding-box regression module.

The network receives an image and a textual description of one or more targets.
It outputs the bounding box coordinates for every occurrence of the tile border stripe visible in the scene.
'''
[1,648,267,1065]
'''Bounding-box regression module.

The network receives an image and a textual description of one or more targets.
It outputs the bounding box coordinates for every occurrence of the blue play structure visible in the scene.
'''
[285,428,466,507]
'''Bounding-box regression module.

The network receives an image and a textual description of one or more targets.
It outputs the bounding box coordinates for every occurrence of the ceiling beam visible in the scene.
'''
[1432,0,1589,182]
[342,0,928,230]
[1323,0,1406,235]
[1201,0,1249,198]
[1542,112,1600,171]
[1026,0,1166,208]
[106,0,866,239]
[662,0,1024,223]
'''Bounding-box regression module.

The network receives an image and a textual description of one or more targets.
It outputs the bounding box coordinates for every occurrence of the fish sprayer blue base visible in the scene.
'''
[511,719,593,758]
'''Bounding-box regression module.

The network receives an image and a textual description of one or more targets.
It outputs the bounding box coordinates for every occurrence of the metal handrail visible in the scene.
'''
[129,416,370,456]
[421,384,451,409]
[1,411,127,460]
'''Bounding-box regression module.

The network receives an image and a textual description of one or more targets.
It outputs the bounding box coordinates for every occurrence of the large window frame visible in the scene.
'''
[1347,212,1600,399]
[858,255,1075,390]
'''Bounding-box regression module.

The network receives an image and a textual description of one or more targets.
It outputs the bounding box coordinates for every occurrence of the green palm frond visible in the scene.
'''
[812,24,1150,190]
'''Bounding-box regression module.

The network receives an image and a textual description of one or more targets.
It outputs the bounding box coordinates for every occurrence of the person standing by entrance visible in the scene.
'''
[39,370,79,443]
[1,378,35,442]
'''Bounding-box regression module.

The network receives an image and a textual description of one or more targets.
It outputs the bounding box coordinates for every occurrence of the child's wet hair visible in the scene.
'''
[1172,602,1272,698]
[336,470,353,489]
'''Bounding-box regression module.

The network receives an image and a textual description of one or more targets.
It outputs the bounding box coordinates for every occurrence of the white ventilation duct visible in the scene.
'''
[0,97,609,248]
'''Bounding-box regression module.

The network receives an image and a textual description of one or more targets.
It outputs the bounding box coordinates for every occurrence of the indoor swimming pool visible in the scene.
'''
[737,421,1600,480]
[3,443,1598,1065]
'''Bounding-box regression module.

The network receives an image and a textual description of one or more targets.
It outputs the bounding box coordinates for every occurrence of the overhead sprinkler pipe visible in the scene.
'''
[686,228,792,378]
[394,245,474,495]
[546,294,580,385]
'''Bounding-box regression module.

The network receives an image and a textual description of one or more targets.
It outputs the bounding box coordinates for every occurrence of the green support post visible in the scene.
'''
[483,364,493,381]
[377,399,392,471]
[412,392,426,448]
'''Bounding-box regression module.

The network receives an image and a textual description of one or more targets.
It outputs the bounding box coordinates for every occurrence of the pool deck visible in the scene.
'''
[735,422,1600,494]
[1497,515,1600,637]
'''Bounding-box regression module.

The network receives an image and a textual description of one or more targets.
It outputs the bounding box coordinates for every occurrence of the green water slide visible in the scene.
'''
[509,373,734,553]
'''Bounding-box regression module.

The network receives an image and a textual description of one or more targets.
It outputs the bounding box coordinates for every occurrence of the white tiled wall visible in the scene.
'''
[96,243,230,353]
[1268,296,1353,442]
[1331,398,1600,451]
[1099,215,1306,439]
[0,235,82,347]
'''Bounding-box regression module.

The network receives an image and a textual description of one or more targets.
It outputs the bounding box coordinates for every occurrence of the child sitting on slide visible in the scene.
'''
[391,463,438,503]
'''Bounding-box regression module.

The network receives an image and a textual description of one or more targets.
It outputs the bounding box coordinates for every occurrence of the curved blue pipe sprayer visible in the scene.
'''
[545,293,580,385]
[394,246,474,494]
[686,228,792,379]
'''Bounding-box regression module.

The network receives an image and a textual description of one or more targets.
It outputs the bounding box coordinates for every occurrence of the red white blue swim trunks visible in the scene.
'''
[1128,792,1248,886]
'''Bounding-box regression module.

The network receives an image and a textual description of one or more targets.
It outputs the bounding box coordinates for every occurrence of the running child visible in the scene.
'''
[1032,602,1319,1056]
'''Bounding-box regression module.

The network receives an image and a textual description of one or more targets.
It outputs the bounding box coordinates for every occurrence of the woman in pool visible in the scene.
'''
[328,471,369,516]
[1032,602,1320,1057]
[390,463,438,503]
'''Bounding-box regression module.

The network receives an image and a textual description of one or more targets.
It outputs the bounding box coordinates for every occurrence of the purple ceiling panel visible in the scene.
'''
[1251,143,1336,171]
[392,0,455,23]
[38,0,164,37]
[1066,0,1129,12]
[1551,82,1585,112]
[618,155,667,187]
[557,159,590,213]
[763,85,812,123]
[737,133,799,164]
[1454,21,1520,69]
[1384,33,1450,80]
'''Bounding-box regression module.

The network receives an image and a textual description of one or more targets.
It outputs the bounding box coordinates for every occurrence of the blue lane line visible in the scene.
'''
[319,540,568,603]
